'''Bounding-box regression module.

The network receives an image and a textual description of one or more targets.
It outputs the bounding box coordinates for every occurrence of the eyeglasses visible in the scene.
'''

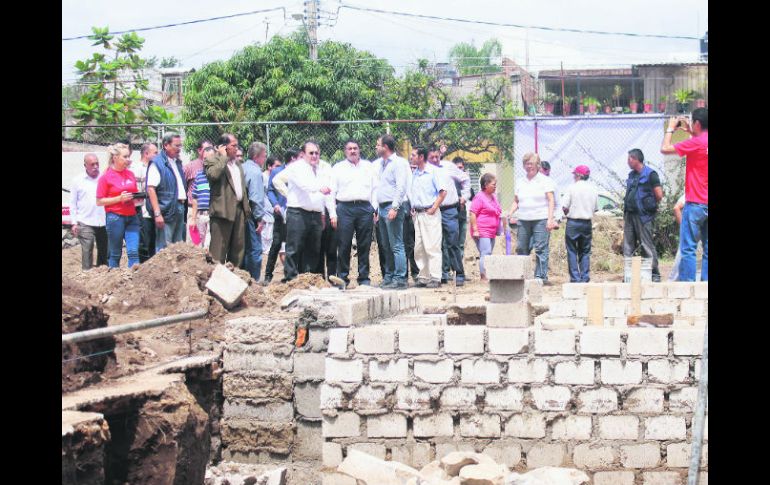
[306,151,320,155]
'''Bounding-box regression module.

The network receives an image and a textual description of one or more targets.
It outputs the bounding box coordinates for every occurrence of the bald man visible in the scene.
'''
[70,153,108,269]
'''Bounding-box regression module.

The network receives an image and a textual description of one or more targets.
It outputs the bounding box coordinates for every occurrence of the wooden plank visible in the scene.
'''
[631,256,642,315]
[587,285,604,326]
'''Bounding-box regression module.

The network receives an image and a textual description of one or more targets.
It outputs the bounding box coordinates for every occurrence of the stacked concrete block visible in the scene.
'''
[484,255,535,327]
[289,287,421,327]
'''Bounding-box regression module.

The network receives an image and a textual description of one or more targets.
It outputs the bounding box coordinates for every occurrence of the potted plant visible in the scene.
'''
[673,88,695,113]
[658,95,668,113]
[544,92,559,114]
[643,99,652,113]
[612,84,623,108]
[583,96,599,114]
[562,95,573,115]
[629,99,639,113]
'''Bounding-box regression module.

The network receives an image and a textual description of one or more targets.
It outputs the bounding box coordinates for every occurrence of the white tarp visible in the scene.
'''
[513,115,667,199]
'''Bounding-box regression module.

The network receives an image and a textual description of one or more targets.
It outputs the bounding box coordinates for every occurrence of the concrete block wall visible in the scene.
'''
[320,325,708,482]
[537,282,708,327]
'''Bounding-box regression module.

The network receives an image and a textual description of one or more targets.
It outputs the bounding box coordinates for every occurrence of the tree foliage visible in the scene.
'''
[70,26,174,142]
[449,38,503,76]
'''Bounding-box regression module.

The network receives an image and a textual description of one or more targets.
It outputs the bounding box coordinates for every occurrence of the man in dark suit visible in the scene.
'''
[205,133,252,266]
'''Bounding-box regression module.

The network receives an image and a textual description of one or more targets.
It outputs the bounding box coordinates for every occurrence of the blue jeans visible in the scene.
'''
[678,202,708,281]
[155,202,185,252]
[440,206,465,282]
[475,237,495,276]
[377,205,407,284]
[105,212,140,268]
[516,219,550,280]
[565,219,592,282]
[244,218,263,281]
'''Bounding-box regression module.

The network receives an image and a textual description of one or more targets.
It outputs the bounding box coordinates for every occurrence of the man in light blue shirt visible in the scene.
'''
[242,142,267,281]
[408,146,446,287]
[373,134,410,289]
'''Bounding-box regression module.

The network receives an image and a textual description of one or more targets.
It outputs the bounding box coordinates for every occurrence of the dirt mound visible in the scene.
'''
[265,273,331,302]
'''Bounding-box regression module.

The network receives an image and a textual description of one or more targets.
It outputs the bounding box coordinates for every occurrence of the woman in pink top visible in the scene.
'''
[469,173,502,280]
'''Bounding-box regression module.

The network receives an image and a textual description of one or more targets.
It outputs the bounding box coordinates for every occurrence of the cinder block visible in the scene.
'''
[414,413,454,437]
[414,359,454,383]
[222,400,294,421]
[673,329,705,355]
[325,358,363,383]
[485,386,524,411]
[223,350,292,373]
[503,413,545,438]
[572,443,617,468]
[531,386,571,411]
[323,442,343,467]
[693,282,708,299]
[576,388,618,414]
[335,299,370,326]
[627,329,670,356]
[483,441,522,468]
[548,300,583,318]
[399,326,439,353]
[599,415,639,440]
[460,414,501,437]
[554,360,595,385]
[351,385,389,410]
[439,386,477,408]
[369,359,409,383]
[390,443,431,469]
[320,384,343,409]
[508,359,549,383]
[486,301,531,327]
[551,416,592,440]
[435,442,476,459]
[680,299,706,317]
[322,412,361,438]
[647,359,689,383]
[601,360,642,385]
[307,327,329,352]
[621,443,661,468]
[562,283,587,299]
[641,472,684,485]
[295,382,322,419]
[354,327,395,354]
[526,443,566,469]
[348,443,387,460]
[488,328,529,354]
[580,328,621,355]
[641,283,664,299]
[667,442,707,468]
[669,387,699,412]
[647,300,678,315]
[645,416,686,440]
[489,279,525,303]
[367,414,407,438]
[534,329,576,354]
[604,300,629,318]
[396,386,432,411]
[444,326,485,354]
[664,282,693,299]
[206,264,249,309]
[461,359,501,384]
[616,284,631,299]
[295,420,323,460]
[225,316,293,344]
[525,278,543,303]
[624,388,664,413]
[594,471,635,485]
[295,352,325,380]
[484,255,533,280]
[327,328,349,354]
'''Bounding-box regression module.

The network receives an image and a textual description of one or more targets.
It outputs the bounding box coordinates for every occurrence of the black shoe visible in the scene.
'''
[441,278,448,284]
[415,281,428,288]
[389,281,408,290]
[379,280,393,289]
[426,280,441,289]
[455,279,465,287]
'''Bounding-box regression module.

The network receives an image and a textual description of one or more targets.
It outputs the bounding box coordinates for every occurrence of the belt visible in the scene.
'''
[413,207,432,213]
[379,201,393,208]
[440,203,459,210]
[288,206,321,214]
[337,200,371,205]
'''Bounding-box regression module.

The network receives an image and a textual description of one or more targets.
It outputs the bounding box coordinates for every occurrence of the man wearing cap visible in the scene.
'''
[561,165,599,282]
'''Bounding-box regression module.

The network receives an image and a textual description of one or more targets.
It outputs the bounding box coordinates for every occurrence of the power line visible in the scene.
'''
[338,4,700,41]
[62,7,288,41]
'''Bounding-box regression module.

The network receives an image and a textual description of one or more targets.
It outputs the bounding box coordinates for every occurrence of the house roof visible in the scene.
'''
[538,68,633,78]
[633,62,708,68]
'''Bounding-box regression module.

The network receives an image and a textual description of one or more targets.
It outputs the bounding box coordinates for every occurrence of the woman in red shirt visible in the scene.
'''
[96,143,141,268]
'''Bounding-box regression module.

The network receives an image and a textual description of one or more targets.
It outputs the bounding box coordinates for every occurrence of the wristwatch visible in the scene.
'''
[154,211,161,217]
[666,129,674,133]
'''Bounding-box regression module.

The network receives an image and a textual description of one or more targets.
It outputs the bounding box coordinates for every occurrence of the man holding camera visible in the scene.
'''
[661,108,708,281]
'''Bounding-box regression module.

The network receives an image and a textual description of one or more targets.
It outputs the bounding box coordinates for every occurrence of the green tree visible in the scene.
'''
[449,38,503,76]
[70,26,174,142]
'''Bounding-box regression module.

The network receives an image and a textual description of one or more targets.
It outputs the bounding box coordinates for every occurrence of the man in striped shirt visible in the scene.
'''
[189,146,214,249]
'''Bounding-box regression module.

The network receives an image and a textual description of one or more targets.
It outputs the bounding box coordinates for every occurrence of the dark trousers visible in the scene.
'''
[402,201,419,281]
[77,223,108,270]
[284,207,323,281]
[209,206,246,267]
[440,206,465,281]
[565,218,593,282]
[375,218,387,277]
[139,216,156,263]
[623,212,660,280]
[316,210,338,279]
[336,201,374,284]
[264,212,286,281]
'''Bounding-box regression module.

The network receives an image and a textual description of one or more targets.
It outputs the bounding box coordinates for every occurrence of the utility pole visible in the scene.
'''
[263,18,270,43]
[306,0,319,61]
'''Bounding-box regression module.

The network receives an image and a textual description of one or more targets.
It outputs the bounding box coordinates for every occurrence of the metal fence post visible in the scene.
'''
[687,317,708,485]
[266,124,271,154]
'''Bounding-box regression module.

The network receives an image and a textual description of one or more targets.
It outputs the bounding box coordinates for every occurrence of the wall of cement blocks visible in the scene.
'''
[320,325,708,484]
[535,282,709,328]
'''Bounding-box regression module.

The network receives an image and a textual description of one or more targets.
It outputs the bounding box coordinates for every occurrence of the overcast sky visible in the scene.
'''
[62,0,708,83]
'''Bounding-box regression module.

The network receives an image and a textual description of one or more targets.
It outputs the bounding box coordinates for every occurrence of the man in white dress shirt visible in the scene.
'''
[70,153,107,270]
[332,139,377,286]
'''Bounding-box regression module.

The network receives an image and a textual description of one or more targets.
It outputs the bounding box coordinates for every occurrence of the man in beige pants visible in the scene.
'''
[408,146,446,288]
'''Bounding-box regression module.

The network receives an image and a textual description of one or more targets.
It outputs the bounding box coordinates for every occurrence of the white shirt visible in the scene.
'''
[70,174,106,227]
[131,162,151,218]
[227,160,243,202]
[431,160,471,207]
[273,159,336,216]
[146,158,187,201]
[562,179,599,220]
[332,158,377,208]
[515,172,556,221]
